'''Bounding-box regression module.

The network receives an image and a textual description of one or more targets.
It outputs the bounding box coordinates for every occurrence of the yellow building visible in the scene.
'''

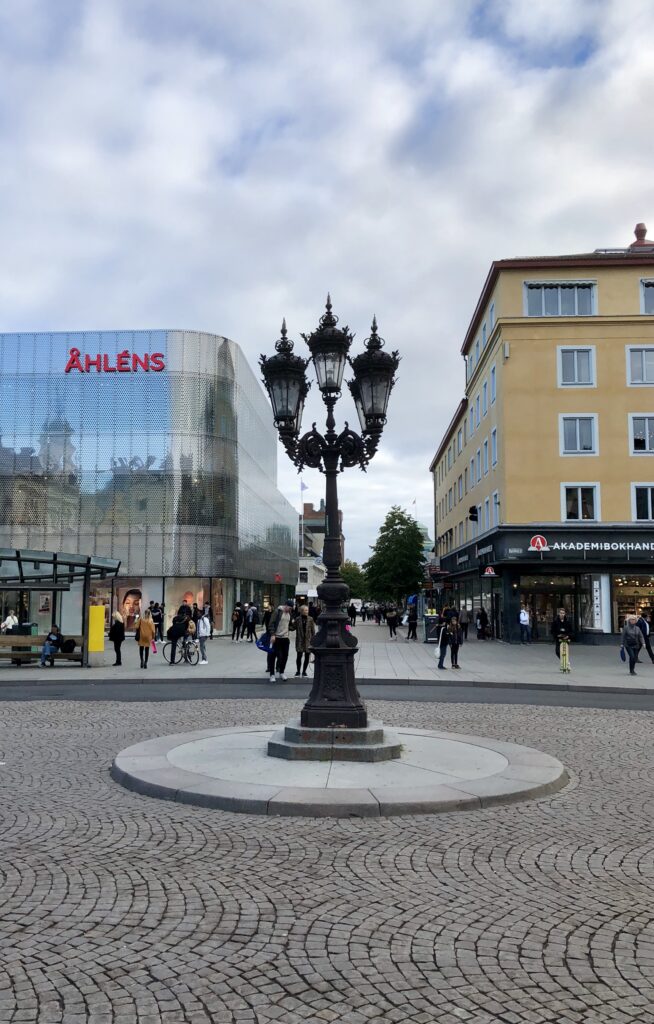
[430,223,654,641]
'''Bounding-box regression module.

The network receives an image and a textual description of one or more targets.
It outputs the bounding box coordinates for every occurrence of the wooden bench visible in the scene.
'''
[0,634,84,665]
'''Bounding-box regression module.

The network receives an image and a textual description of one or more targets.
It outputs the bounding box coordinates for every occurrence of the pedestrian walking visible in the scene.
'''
[203,602,214,639]
[458,606,469,641]
[449,616,463,668]
[348,601,357,626]
[551,607,573,660]
[231,602,243,642]
[245,603,260,642]
[476,607,489,640]
[267,602,293,681]
[437,619,452,669]
[167,609,189,666]
[636,611,654,663]
[109,612,125,665]
[262,604,272,631]
[136,608,156,669]
[239,603,249,641]
[519,605,532,644]
[386,604,398,639]
[197,608,211,664]
[151,602,163,641]
[621,613,643,676]
[293,605,315,676]
[406,603,418,641]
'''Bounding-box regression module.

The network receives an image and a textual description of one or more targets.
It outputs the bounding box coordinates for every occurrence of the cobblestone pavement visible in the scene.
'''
[1,697,653,1024]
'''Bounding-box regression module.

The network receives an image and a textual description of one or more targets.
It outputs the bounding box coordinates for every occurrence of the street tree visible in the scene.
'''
[363,506,424,604]
[340,559,368,600]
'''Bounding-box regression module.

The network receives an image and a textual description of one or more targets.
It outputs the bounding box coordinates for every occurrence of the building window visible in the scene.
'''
[447,446,452,469]
[457,428,463,454]
[458,475,463,500]
[448,487,453,512]
[469,408,474,436]
[482,322,487,347]
[475,395,480,427]
[483,439,489,474]
[299,568,309,583]
[634,485,654,520]
[470,458,475,487]
[489,302,495,329]
[627,347,654,385]
[490,365,496,404]
[562,484,598,521]
[641,280,654,314]
[492,491,500,526]
[630,415,654,453]
[560,414,597,455]
[525,282,595,317]
[464,467,468,493]
[484,498,490,531]
[482,381,488,415]
[458,522,464,545]
[475,339,480,363]
[476,449,481,481]
[558,346,595,387]
[491,428,497,466]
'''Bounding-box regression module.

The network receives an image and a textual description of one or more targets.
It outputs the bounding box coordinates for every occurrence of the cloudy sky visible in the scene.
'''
[3,0,654,561]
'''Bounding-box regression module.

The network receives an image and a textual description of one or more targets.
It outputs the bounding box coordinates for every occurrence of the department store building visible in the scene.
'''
[0,329,298,634]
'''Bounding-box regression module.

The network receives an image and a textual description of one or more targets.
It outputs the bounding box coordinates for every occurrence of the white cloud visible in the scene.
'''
[1,0,654,560]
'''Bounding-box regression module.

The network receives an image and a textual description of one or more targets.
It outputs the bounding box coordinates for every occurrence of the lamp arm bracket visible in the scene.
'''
[336,423,369,472]
[295,424,326,472]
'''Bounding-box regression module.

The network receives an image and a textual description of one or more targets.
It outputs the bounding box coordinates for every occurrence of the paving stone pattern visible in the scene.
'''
[1,697,653,1023]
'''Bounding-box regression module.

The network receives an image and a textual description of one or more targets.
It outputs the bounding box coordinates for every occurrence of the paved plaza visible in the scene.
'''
[0,622,652,693]
[1,686,654,1023]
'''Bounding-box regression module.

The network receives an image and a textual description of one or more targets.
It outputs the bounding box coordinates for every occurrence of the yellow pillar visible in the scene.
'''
[88,606,105,653]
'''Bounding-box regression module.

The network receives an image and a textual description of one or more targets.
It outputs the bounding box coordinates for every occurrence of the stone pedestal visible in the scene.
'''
[267,717,401,762]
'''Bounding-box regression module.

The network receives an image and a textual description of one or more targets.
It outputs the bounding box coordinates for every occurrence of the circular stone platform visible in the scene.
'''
[111,725,568,818]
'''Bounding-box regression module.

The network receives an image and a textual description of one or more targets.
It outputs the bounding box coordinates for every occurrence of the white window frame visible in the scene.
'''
[557,345,596,388]
[470,458,475,488]
[559,413,599,456]
[457,428,463,454]
[628,413,654,455]
[631,482,654,521]
[490,364,496,404]
[640,279,654,315]
[491,427,497,466]
[626,345,654,386]
[458,475,463,500]
[492,490,500,526]
[469,408,474,436]
[476,448,481,481]
[523,280,597,317]
[482,322,487,348]
[475,339,480,363]
[475,395,480,427]
[560,482,601,522]
[489,302,495,330]
[483,439,489,475]
[482,381,488,416]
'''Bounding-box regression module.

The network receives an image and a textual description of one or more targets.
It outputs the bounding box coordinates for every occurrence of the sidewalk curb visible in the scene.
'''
[0,675,652,696]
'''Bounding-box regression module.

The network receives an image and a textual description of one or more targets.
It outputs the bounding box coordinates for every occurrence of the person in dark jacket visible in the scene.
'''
[168,610,189,665]
[245,603,260,642]
[551,608,573,659]
[437,620,453,669]
[406,604,418,641]
[476,607,489,639]
[449,616,463,668]
[386,604,398,640]
[262,605,272,631]
[348,602,357,626]
[151,603,163,641]
[40,624,63,667]
[636,612,654,663]
[109,612,125,666]
[231,602,243,643]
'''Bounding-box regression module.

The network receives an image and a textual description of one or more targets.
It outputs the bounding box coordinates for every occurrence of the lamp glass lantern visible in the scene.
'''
[260,322,309,437]
[348,318,400,432]
[302,297,353,396]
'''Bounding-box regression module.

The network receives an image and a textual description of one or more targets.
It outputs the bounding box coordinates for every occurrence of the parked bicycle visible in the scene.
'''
[163,636,200,666]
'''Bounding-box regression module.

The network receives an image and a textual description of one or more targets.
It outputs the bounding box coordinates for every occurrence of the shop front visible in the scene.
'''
[439,526,654,643]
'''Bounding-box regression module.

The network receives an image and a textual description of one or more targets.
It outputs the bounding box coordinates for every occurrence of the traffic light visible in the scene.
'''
[468,506,478,522]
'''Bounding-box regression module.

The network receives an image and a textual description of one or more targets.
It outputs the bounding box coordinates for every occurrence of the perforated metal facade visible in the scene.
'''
[0,330,298,584]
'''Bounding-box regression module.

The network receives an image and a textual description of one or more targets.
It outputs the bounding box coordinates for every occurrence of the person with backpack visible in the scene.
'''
[437,618,453,670]
[267,602,293,681]
[245,603,260,642]
[167,609,189,665]
[231,602,243,642]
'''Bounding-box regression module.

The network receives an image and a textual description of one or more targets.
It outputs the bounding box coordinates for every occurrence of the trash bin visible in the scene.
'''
[424,615,441,643]
[10,622,33,665]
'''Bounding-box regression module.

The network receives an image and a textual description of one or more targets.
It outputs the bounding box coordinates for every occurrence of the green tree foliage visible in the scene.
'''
[340,559,368,599]
[363,506,424,603]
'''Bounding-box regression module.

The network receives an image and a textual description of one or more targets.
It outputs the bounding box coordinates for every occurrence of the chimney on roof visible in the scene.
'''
[630,222,653,247]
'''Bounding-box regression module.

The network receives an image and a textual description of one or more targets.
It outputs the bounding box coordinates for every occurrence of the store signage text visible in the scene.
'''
[551,541,654,552]
[476,544,494,557]
[65,348,165,373]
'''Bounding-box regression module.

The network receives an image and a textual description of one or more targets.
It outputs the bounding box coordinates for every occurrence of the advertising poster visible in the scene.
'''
[38,594,51,613]
[115,578,144,631]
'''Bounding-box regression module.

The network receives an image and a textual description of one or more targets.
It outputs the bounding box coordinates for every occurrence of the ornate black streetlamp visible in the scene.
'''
[260,297,399,728]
